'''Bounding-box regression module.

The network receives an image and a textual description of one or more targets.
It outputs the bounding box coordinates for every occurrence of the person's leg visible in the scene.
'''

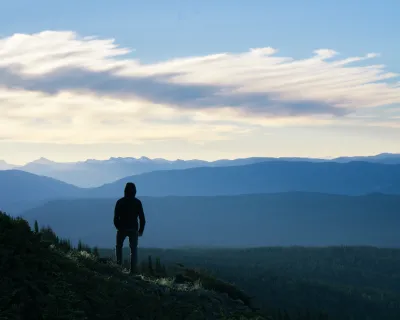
[115,230,126,266]
[128,230,139,274]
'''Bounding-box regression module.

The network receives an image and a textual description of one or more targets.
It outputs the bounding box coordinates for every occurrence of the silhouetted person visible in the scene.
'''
[114,182,146,274]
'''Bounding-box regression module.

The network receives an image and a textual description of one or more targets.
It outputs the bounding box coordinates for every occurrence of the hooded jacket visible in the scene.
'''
[113,182,146,233]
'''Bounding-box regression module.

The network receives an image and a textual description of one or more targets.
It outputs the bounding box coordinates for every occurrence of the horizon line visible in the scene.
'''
[1,152,399,167]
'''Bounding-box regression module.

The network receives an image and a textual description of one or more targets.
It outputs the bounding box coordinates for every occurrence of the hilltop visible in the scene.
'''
[0,211,268,320]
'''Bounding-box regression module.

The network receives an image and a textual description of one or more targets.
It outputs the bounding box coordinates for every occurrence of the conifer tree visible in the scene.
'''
[148,255,154,275]
[155,257,162,274]
[77,240,83,251]
[93,246,99,257]
[140,260,147,274]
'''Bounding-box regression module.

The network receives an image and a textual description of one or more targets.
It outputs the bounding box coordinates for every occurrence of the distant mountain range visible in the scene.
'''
[2,160,400,215]
[3,158,400,249]
[1,156,277,187]
[89,160,400,198]
[0,170,80,214]
[2,153,400,187]
[0,160,15,170]
[20,192,400,248]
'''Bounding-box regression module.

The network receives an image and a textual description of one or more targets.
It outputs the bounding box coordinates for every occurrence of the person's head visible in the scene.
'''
[124,182,136,197]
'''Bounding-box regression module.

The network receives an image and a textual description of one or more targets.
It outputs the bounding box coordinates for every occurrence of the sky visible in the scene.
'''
[0,0,399,165]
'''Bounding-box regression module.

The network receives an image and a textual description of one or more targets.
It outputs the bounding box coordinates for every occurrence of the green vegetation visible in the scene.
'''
[6,208,400,319]
[0,211,269,320]
[100,247,400,320]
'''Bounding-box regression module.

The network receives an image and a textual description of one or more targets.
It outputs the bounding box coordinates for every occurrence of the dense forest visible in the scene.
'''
[100,246,400,320]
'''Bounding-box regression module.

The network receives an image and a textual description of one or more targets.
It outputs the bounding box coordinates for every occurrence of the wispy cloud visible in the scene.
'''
[0,30,399,144]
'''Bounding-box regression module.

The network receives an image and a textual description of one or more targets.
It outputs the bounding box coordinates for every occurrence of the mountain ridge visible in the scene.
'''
[2,153,400,187]
[3,160,400,214]
[88,160,400,198]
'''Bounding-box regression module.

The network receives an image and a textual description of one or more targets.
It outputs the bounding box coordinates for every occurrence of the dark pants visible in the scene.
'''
[115,229,138,273]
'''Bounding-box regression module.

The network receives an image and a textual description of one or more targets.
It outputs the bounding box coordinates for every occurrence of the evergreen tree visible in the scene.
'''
[161,264,167,277]
[34,220,39,233]
[77,240,83,251]
[148,255,154,275]
[155,257,162,274]
[93,246,99,257]
[140,260,147,274]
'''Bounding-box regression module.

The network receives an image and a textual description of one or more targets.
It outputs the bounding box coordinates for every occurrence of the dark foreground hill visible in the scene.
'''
[21,192,400,248]
[0,211,269,320]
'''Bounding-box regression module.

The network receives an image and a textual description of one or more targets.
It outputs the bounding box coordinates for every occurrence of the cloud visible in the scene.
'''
[0,30,399,144]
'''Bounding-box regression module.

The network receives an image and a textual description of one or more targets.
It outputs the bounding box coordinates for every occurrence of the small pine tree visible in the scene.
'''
[34,220,39,233]
[140,260,147,274]
[155,257,162,274]
[77,240,83,251]
[161,264,167,277]
[148,255,154,275]
[93,246,99,257]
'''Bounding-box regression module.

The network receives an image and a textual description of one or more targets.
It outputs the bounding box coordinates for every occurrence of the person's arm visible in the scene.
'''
[113,200,121,230]
[138,200,146,236]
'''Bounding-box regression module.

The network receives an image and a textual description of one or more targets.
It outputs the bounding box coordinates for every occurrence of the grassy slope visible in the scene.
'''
[0,212,268,320]
[100,247,400,320]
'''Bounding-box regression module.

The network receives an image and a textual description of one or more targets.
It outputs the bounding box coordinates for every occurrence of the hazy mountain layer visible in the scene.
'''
[21,192,400,248]
[2,153,400,187]
[89,161,400,197]
[3,160,400,214]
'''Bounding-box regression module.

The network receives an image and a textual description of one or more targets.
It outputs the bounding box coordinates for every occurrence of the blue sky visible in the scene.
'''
[0,0,399,164]
[2,0,399,66]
